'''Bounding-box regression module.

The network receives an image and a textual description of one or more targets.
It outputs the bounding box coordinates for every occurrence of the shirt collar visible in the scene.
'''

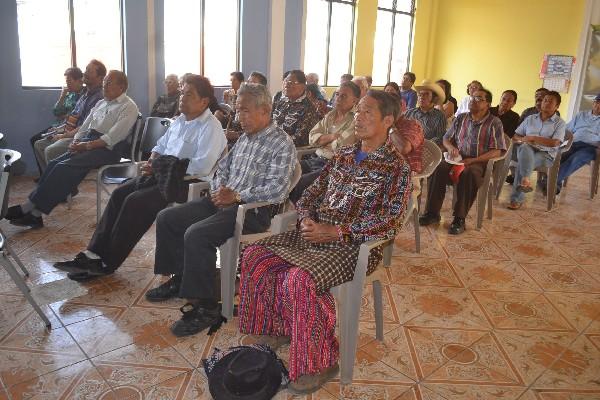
[467,111,492,125]
[534,112,559,122]
[246,122,276,140]
[106,92,127,104]
[178,107,211,124]
[282,92,307,103]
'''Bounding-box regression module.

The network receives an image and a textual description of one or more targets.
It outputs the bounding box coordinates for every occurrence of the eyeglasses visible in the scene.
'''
[284,80,301,86]
[470,95,487,103]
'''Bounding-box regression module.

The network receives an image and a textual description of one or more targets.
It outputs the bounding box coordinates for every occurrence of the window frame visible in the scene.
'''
[376,0,416,84]
[19,0,125,89]
[305,0,356,87]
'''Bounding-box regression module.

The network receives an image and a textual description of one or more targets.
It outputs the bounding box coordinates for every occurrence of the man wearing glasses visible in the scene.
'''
[271,70,320,146]
[419,88,506,234]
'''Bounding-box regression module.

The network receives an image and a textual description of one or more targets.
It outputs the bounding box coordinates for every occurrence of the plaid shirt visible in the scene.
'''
[271,93,321,146]
[211,123,296,204]
[444,112,506,158]
[404,107,446,144]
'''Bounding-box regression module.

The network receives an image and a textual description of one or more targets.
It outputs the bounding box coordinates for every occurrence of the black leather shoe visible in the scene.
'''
[67,269,112,282]
[10,212,43,229]
[5,205,24,220]
[170,303,222,337]
[418,213,441,226]
[505,175,514,184]
[448,217,466,235]
[54,252,102,274]
[145,275,182,302]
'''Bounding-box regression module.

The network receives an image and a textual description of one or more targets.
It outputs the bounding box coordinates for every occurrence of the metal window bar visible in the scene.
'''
[321,0,356,86]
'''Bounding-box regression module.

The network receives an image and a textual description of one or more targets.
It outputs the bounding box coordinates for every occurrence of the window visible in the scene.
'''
[164,0,240,87]
[371,0,416,86]
[16,0,123,87]
[304,0,356,87]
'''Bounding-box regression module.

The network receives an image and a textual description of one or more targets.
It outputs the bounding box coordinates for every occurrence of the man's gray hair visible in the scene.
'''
[353,76,369,91]
[237,83,272,109]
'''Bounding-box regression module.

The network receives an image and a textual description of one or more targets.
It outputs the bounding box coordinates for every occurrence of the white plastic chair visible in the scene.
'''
[187,160,302,320]
[0,149,51,328]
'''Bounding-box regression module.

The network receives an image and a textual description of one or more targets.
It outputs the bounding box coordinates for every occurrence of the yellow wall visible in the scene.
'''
[424,0,586,116]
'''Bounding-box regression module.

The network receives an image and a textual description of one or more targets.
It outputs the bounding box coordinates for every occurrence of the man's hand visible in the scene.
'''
[68,140,87,153]
[51,133,65,142]
[462,158,477,166]
[211,186,238,207]
[446,144,460,159]
[225,129,240,141]
[300,218,339,243]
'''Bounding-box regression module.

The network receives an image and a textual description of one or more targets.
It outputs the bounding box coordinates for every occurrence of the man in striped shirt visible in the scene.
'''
[144,83,296,337]
[419,88,506,234]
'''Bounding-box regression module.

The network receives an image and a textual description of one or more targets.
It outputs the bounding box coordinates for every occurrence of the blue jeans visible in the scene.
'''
[557,142,598,187]
[510,144,553,203]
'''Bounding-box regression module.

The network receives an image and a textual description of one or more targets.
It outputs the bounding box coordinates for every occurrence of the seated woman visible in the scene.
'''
[237,90,412,393]
[289,81,360,203]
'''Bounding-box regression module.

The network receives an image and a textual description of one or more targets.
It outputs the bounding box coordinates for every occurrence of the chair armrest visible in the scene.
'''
[187,181,210,202]
[239,201,272,212]
[296,146,318,159]
[271,210,299,234]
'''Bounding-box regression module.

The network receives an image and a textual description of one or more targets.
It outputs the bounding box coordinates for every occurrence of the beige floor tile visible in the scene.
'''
[520,264,600,293]
[451,259,542,292]
[358,327,418,380]
[386,257,464,288]
[422,383,530,400]
[545,292,600,333]
[495,240,575,265]
[440,237,510,261]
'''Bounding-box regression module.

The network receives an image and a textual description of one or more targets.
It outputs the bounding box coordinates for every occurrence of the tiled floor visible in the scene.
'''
[1,170,600,400]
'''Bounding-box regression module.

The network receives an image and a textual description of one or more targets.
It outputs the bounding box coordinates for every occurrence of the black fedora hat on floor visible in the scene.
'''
[204,345,288,400]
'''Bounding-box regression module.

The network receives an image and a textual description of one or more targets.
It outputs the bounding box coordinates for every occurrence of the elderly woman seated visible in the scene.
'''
[289,81,361,203]
[237,90,412,394]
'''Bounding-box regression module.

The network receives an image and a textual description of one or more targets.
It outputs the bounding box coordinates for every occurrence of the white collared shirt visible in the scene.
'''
[152,109,227,178]
[75,92,139,149]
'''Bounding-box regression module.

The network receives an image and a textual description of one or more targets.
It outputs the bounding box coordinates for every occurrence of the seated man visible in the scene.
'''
[53,75,226,281]
[306,72,327,99]
[507,91,566,209]
[490,90,520,138]
[272,70,320,146]
[247,71,267,86]
[237,91,411,393]
[519,87,559,123]
[289,81,360,203]
[7,70,139,228]
[352,76,369,99]
[404,79,447,144]
[31,60,105,174]
[557,93,600,191]
[420,88,506,234]
[143,83,296,337]
[400,72,418,109]
[150,74,180,118]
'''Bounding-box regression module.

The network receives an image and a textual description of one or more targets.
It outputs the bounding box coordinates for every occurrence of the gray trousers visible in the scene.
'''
[33,137,73,171]
[30,147,121,214]
[154,197,270,300]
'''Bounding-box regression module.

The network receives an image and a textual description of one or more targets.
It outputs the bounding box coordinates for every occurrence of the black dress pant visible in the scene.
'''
[88,176,171,271]
[30,128,50,176]
[425,160,486,219]
[154,196,270,301]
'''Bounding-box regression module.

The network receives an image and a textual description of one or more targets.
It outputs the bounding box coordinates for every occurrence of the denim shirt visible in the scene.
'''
[566,110,600,146]
[515,112,566,159]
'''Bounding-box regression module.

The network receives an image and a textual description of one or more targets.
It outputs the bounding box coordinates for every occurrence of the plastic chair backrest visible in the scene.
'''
[207,146,229,178]
[137,117,171,161]
[417,140,443,179]
[0,149,22,220]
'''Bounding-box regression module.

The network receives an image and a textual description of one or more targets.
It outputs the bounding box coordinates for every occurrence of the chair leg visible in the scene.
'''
[1,253,51,328]
[0,228,29,277]
[547,169,558,211]
[219,238,238,320]
[372,280,384,341]
[476,189,485,230]
[413,207,420,253]
[487,184,493,220]
[383,241,393,267]
[338,281,363,385]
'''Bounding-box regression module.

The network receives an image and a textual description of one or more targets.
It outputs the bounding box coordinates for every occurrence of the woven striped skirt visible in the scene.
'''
[238,244,339,381]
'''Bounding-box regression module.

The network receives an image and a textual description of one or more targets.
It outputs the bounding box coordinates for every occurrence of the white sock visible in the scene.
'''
[30,209,42,217]
[21,201,35,213]
[84,250,101,260]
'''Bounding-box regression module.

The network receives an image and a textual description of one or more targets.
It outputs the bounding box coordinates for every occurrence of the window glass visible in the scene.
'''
[326,2,353,86]
[164,0,201,77]
[203,0,239,86]
[389,13,413,84]
[371,10,393,87]
[73,0,122,71]
[303,0,328,84]
[16,0,71,87]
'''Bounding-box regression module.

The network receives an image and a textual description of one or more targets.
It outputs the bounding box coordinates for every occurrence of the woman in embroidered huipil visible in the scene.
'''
[238,91,411,393]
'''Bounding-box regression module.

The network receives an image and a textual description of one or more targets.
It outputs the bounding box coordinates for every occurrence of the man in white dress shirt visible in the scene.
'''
[53,74,227,281]
[7,70,139,228]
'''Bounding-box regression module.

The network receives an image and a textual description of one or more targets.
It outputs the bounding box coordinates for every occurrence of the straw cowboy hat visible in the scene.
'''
[414,79,446,105]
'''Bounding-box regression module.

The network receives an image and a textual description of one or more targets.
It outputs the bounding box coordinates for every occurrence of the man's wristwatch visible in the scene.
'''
[234,192,242,203]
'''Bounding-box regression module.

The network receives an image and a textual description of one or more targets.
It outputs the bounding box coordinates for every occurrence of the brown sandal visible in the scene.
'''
[507,202,522,210]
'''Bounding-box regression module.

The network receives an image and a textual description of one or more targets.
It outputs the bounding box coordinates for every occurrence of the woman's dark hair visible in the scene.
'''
[64,67,83,80]
[467,80,483,95]
[340,81,361,99]
[230,71,245,82]
[383,81,400,94]
[185,74,218,111]
[502,89,518,103]
[436,79,452,98]
[366,90,400,122]
[249,71,268,85]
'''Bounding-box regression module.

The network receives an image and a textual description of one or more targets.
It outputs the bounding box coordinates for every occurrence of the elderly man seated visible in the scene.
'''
[31,60,106,174]
[289,81,361,203]
[143,83,296,337]
[556,93,600,192]
[53,75,226,281]
[404,80,447,144]
[420,88,506,234]
[7,70,139,228]
[237,90,411,394]
[150,74,180,118]
[507,91,566,209]
[272,70,320,146]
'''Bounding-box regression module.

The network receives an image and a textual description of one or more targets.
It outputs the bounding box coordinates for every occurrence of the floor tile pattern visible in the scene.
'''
[1,171,600,399]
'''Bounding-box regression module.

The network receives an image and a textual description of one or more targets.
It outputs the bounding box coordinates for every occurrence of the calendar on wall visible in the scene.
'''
[539,54,575,93]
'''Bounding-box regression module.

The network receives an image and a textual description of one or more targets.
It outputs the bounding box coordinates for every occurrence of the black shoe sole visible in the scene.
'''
[9,220,43,229]
[145,292,180,302]
[67,271,112,282]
